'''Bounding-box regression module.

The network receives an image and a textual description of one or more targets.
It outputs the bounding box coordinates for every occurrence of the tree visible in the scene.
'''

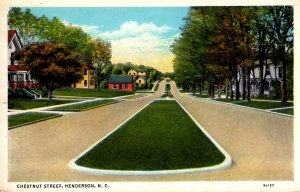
[12,43,83,100]
[91,39,112,91]
[8,8,40,45]
[205,7,255,100]
[265,6,293,104]
[9,8,98,64]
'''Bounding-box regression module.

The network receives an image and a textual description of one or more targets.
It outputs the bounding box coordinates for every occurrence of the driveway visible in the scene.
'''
[8,80,293,181]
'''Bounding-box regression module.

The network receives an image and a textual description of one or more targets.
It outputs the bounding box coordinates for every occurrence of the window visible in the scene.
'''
[278,68,283,78]
[84,70,87,75]
[17,74,24,81]
[264,81,269,91]
[90,80,94,85]
[265,67,270,76]
[114,84,118,89]
[124,84,128,89]
[84,80,87,87]
[139,80,142,83]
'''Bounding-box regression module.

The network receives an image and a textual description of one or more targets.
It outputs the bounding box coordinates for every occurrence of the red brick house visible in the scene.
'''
[108,75,134,91]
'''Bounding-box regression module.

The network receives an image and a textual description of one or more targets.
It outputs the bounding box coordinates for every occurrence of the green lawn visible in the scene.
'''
[9,112,62,129]
[122,94,147,100]
[195,94,210,98]
[153,83,159,91]
[272,108,294,115]
[54,88,134,98]
[75,100,225,170]
[165,84,171,92]
[234,100,293,109]
[50,99,118,111]
[8,98,75,110]
[214,98,236,103]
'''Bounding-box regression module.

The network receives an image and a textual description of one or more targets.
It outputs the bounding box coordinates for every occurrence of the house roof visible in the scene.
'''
[8,30,23,47]
[108,75,133,84]
[137,76,147,81]
[129,69,145,73]
[82,64,95,70]
[8,65,28,71]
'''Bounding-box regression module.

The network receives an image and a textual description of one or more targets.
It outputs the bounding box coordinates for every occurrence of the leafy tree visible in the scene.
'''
[264,6,293,104]
[205,7,255,100]
[91,39,112,91]
[8,8,40,45]
[9,8,99,64]
[12,43,83,100]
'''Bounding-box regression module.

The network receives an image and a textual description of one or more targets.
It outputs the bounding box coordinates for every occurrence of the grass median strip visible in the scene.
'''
[9,112,62,129]
[75,100,225,171]
[50,99,119,111]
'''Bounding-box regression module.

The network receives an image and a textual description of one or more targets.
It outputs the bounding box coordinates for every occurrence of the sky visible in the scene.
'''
[25,7,189,72]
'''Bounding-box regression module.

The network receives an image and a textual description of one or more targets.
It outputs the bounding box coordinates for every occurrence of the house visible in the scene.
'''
[233,60,283,97]
[249,61,283,95]
[128,69,146,77]
[135,76,147,85]
[108,75,134,91]
[73,64,95,89]
[128,69,147,87]
[8,30,38,89]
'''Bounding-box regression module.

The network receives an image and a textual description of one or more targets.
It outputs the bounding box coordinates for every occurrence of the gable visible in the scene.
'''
[8,30,23,50]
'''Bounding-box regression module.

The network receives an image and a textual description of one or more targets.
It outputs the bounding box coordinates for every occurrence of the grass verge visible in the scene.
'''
[234,100,293,109]
[8,98,75,110]
[194,94,210,98]
[54,88,133,98]
[272,108,294,116]
[75,100,225,170]
[9,112,62,129]
[122,94,147,100]
[50,99,119,112]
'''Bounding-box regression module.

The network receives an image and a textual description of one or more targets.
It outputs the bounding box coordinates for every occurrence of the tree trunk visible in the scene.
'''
[259,56,265,95]
[280,46,288,104]
[247,68,251,101]
[199,81,202,95]
[242,68,246,100]
[225,79,229,99]
[208,78,211,97]
[211,80,215,99]
[235,73,240,100]
[218,81,221,99]
[192,84,196,95]
[230,78,234,100]
[97,80,101,91]
[47,90,52,101]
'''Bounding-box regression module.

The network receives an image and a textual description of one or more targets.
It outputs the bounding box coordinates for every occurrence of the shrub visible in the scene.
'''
[36,86,48,97]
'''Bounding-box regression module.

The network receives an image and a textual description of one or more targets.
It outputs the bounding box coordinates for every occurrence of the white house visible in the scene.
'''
[8,30,38,90]
[235,60,283,96]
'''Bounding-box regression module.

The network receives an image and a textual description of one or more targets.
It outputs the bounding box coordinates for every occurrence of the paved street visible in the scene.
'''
[8,80,293,181]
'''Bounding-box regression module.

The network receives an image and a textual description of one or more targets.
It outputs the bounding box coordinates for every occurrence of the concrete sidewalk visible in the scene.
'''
[8,80,293,181]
